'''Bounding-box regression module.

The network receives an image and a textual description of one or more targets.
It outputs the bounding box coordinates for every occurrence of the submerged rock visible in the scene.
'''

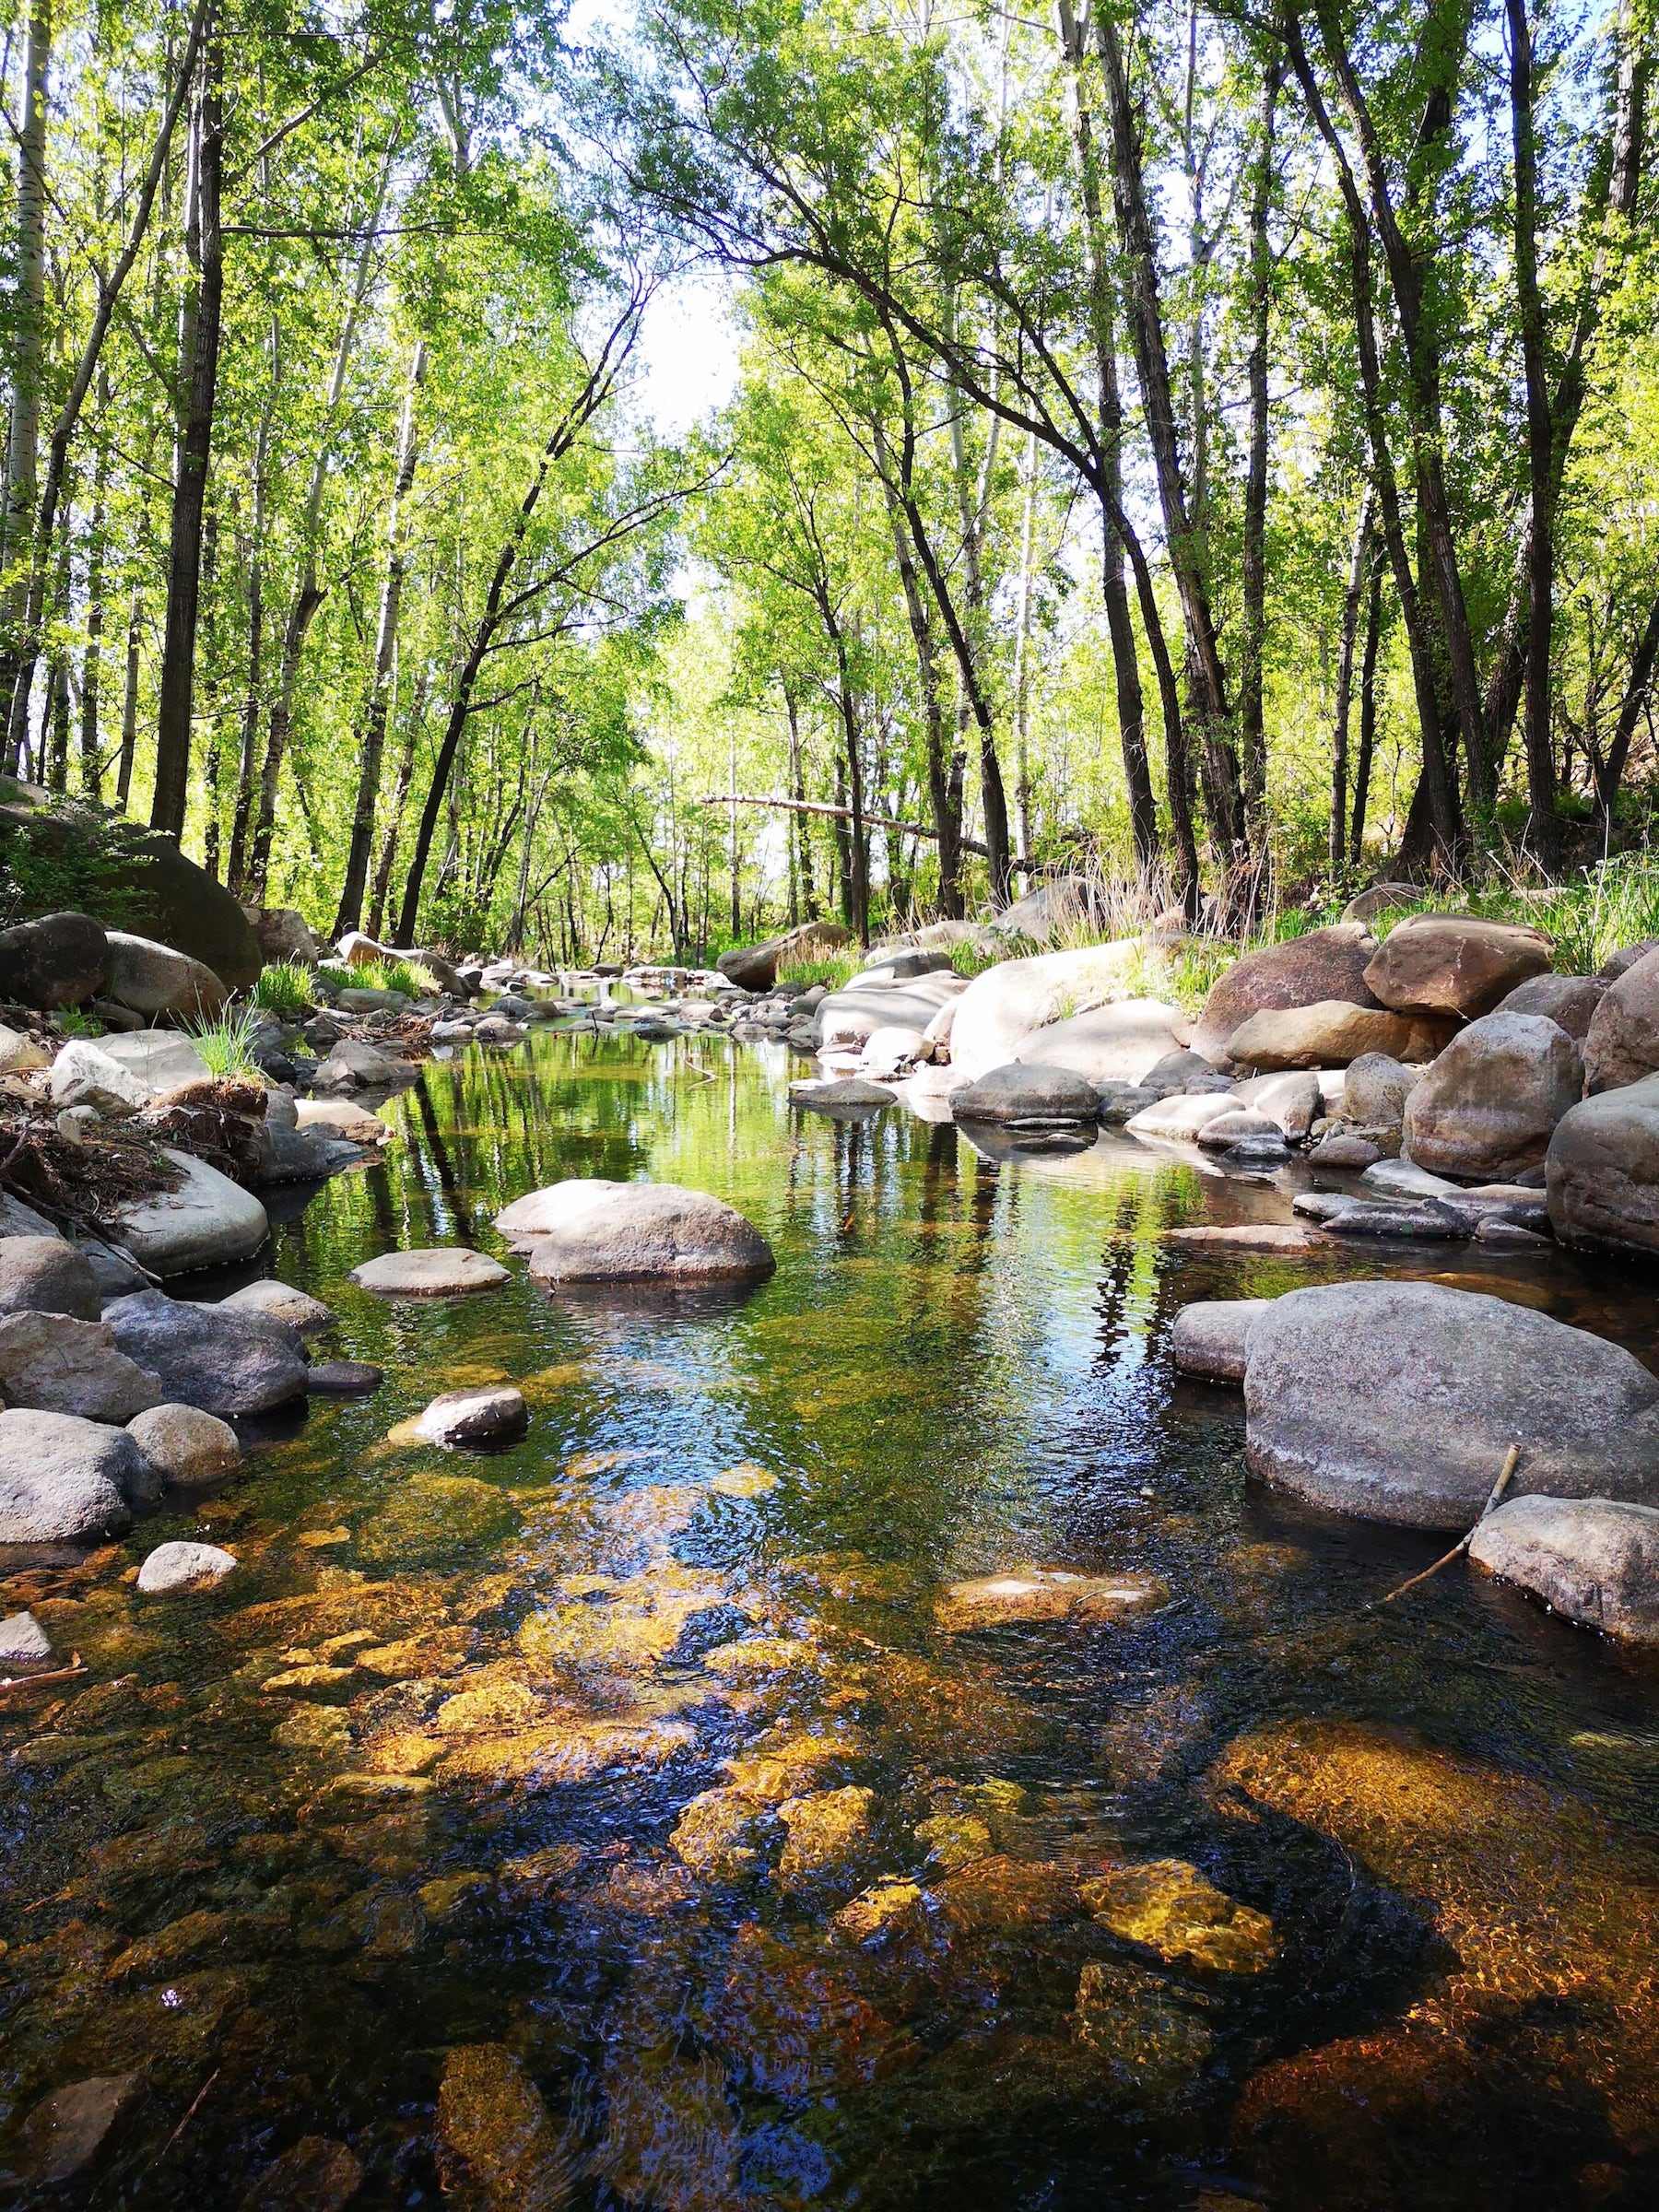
[1171,1300,1268,1384]
[498,1179,774,1284]
[349,1247,511,1296]
[105,1288,308,1415]
[1244,1280,1659,1529]
[1084,1860,1277,1973]
[0,1232,102,1320]
[1071,1960,1213,2094]
[136,1539,239,1594]
[437,2043,572,2211]
[237,2136,363,2212]
[0,1408,143,1541]
[775,1784,877,1893]
[0,1607,54,1672]
[936,1567,1166,1630]
[671,1786,772,1880]
[0,1309,161,1421]
[1469,1495,1659,1644]
[16,2073,145,2187]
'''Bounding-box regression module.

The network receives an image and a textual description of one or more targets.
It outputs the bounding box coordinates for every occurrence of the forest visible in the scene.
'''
[2,0,1656,961]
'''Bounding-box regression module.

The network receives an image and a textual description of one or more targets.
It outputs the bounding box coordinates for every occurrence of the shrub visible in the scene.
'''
[777,948,864,991]
[0,792,153,930]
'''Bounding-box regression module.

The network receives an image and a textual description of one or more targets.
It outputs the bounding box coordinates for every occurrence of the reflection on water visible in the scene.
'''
[4,1031,1659,2208]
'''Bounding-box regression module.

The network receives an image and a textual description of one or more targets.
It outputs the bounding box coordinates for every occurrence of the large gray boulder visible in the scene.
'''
[349,1247,511,1296]
[242,905,319,966]
[220,1277,335,1335]
[1230,1070,1323,1138]
[1340,882,1423,926]
[1340,1053,1417,1132]
[1363,913,1552,1018]
[0,1234,100,1321]
[1244,1281,1659,1529]
[126,1403,241,1484]
[315,1037,403,1089]
[1469,1496,1659,1644]
[102,1288,308,1415]
[1546,1076,1659,1257]
[982,874,1113,944]
[1583,944,1659,1092]
[947,941,1149,1079]
[716,920,853,993]
[0,1311,161,1422]
[1010,998,1188,1087]
[816,972,961,1053]
[497,1178,774,1284]
[97,1029,213,1097]
[135,1539,238,1594]
[1191,925,1380,1062]
[1223,1000,1454,1071]
[103,930,228,1019]
[0,910,110,1008]
[103,1147,269,1277]
[0,1408,145,1541]
[1402,1012,1583,1181]
[951,1061,1100,1128]
[1495,971,1605,1040]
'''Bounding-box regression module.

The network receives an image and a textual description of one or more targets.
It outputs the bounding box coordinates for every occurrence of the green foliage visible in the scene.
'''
[776,948,863,991]
[182,1006,266,1081]
[1366,856,1659,974]
[52,1006,104,1039]
[0,799,152,933]
[249,962,318,1017]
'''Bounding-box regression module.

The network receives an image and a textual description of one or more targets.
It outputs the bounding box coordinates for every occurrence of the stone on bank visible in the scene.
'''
[1469,1496,1659,1644]
[496,1179,774,1284]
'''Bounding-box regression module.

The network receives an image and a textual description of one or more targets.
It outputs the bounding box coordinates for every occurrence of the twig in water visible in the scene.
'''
[0,1651,86,1696]
[152,2070,218,2165]
[1377,1444,1522,1606]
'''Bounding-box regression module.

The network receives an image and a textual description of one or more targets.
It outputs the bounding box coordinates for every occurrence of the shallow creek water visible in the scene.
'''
[5,1030,1659,2210]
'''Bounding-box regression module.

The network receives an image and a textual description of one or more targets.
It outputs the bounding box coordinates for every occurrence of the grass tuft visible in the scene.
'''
[250,960,317,1017]
[182,1005,267,1081]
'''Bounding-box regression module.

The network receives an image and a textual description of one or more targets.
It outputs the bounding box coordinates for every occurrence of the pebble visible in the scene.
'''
[135,1540,239,1594]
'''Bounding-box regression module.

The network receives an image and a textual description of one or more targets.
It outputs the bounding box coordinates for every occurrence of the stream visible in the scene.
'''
[4,1027,1659,2209]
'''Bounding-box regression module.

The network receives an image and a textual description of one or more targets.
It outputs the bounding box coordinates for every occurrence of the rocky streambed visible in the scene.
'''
[2,1018,1659,2209]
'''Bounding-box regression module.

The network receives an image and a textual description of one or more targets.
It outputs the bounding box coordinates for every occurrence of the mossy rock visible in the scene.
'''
[356,1475,519,1566]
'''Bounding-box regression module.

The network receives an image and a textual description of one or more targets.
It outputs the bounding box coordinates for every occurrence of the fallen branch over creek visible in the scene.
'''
[1377,1443,1523,1606]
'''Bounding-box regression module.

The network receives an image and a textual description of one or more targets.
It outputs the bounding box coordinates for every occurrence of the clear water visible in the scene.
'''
[4,1030,1658,2209]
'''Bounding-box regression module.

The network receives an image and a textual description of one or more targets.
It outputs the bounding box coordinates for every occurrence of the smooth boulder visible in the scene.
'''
[103,930,228,1018]
[951,1061,1100,1127]
[1469,1496,1659,1644]
[103,1288,309,1415]
[98,1028,213,1095]
[0,1311,161,1422]
[716,920,852,993]
[1191,925,1380,1063]
[220,1278,335,1335]
[1171,1300,1267,1384]
[1244,1281,1659,1529]
[0,910,110,1008]
[1402,1013,1582,1181]
[947,940,1149,1080]
[0,1409,143,1542]
[1583,944,1659,1092]
[1124,1092,1240,1142]
[49,1038,149,1116]
[1363,913,1552,1018]
[136,1540,239,1594]
[243,905,319,965]
[498,1180,774,1284]
[1223,1001,1453,1071]
[1010,997,1189,1087]
[104,1147,269,1276]
[1340,1053,1416,1132]
[1495,971,1605,1040]
[414,1385,529,1447]
[816,973,961,1053]
[350,1247,511,1296]
[1546,1075,1659,1257]
[1230,1070,1323,1139]
[0,1234,101,1321]
[126,1403,241,1484]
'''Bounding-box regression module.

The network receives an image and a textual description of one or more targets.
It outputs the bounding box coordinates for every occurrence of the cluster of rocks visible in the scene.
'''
[1172,1277,1659,1647]
[0,1225,377,1553]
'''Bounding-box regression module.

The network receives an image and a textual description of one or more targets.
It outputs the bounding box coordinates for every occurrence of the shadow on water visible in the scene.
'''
[2,1030,1658,2208]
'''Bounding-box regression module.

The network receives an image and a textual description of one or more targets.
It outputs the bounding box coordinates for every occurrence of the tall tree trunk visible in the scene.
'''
[333,341,426,938]
[117,582,141,807]
[821,594,869,944]
[1508,0,1559,869]
[831,751,853,927]
[366,674,426,943]
[1330,493,1375,872]
[2,0,52,772]
[151,29,224,841]
[227,314,277,893]
[1093,6,1244,857]
[247,166,389,899]
[1010,428,1039,866]
[43,525,71,790]
[1284,18,1464,864]
[1055,0,1160,873]
[1594,590,1659,820]
[1241,53,1281,830]
[199,509,223,875]
[1351,555,1384,859]
[77,382,111,797]
[941,300,1012,904]
[786,688,818,921]
[870,413,963,917]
